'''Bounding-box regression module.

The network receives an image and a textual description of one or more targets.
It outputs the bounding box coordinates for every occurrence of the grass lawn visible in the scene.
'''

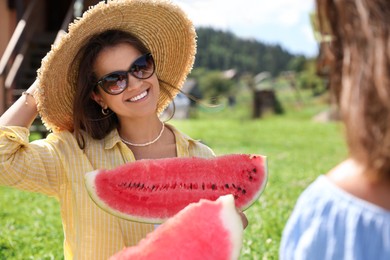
[0,91,347,259]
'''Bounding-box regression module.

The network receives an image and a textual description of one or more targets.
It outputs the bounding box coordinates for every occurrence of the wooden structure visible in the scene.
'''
[252,90,282,118]
[0,0,99,135]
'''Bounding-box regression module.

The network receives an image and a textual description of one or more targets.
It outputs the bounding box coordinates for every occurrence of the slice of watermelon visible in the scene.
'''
[110,195,244,260]
[85,154,267,223]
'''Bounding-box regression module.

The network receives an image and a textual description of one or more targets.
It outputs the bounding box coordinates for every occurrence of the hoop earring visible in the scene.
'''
[101,107,110,115]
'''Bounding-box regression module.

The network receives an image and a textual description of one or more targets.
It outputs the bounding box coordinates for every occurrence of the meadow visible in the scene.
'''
[0,89,347,259]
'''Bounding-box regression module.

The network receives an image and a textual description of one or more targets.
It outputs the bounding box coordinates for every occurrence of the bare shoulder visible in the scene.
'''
[326,159,390,210]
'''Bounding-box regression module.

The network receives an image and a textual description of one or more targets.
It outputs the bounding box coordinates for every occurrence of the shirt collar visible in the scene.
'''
[104,128,122,150]
[168,124,201,157]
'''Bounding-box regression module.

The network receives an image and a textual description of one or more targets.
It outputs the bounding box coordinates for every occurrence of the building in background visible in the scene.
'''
[0,0,99,135]
[0,0,100,113]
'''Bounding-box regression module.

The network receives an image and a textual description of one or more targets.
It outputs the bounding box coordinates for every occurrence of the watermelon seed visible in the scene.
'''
[252,168,257,173]
[211,184,217,190]
[237,187,242,191]
[242,189,247,194]
[225,184,229,189]
[249,176,253,181]
[202,183,205,190]
[232,183,236,189]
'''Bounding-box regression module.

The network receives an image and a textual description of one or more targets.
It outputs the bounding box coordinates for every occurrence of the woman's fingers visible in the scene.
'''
[238,210,248,229]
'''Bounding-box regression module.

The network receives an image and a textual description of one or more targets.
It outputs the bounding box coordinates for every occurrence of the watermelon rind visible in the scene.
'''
[84,170,161,223]
[219,194,245,260]
[241,154,268,210]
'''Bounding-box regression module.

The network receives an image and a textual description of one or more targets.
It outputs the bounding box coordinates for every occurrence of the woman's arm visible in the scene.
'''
[0,80,38,127]
[0,127,64,197]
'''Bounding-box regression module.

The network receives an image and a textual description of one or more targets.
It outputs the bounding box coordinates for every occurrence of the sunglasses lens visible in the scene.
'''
[101,72,128,94]
[130,54,155,79]
[96,53,155,95]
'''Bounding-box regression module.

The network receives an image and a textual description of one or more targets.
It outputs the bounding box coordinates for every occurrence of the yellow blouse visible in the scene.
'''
[0,124,215,259]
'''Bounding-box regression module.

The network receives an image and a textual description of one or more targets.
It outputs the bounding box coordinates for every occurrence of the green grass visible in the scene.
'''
[0,190,62,259]
[0,91,348,259]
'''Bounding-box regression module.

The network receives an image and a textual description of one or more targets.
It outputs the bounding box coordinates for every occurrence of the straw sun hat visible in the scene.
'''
[36,0,196,132]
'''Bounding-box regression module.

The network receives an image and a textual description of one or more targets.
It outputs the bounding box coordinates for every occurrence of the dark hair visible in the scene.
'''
[72,30,150,149]
[317,0,390,181]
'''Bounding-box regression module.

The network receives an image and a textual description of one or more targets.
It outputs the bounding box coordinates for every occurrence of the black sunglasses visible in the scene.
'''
[96,53,155,95]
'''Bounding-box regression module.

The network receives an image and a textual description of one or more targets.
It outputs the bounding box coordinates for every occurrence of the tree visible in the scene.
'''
[195,27,297,76]
[197,71,235,104]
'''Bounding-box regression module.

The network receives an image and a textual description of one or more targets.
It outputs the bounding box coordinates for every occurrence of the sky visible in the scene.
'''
[172,0,318,58]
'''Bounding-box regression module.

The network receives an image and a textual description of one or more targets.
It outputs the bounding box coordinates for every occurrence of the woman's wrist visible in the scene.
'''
[23,79,39,109]
[22,91,36,106]
[0,81,39,127]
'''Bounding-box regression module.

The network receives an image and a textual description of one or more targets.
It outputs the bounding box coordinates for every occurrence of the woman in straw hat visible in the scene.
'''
[280,0,390,259]
[0,0,248,259]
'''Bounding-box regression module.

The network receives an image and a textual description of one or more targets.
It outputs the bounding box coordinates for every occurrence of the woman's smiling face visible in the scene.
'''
[92,43,160,120]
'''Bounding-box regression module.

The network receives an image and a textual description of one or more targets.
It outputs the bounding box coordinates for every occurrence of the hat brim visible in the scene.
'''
[37,0,196,132]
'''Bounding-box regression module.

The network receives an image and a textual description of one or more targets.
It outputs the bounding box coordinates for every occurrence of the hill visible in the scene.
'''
[194,27,303,76]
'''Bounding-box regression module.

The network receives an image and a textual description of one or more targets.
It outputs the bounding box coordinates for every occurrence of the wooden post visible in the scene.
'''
[252,90,281,118]
[0,76,5,114]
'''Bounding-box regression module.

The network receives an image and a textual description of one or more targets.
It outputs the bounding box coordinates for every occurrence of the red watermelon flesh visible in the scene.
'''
[85,154,267,223]
[110,195,244,260]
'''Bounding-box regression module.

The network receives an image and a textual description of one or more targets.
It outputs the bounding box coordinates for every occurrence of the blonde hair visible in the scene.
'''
[317,0,390,180]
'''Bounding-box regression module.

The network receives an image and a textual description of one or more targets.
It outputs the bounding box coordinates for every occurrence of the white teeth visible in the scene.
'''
[129,91,147,102]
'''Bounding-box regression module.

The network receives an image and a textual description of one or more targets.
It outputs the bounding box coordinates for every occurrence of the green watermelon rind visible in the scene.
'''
[85,154,268,224]
[85,170,164,223]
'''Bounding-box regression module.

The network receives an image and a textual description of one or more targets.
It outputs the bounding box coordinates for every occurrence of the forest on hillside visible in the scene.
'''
[182,27,325,107]
[194,27,307,76]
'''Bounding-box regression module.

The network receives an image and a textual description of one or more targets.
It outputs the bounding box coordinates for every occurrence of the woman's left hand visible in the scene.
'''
[238,210,248,229]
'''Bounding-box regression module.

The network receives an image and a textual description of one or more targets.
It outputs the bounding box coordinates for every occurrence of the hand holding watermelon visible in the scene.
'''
[238,210,249,229]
